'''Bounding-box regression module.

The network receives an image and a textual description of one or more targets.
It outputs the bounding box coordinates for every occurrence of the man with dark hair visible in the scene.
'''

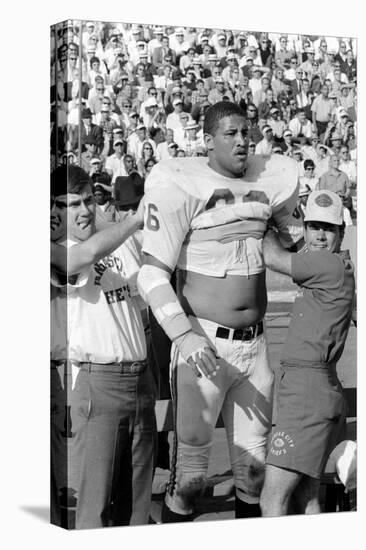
[50,165,156,529]
[137,101,299,523]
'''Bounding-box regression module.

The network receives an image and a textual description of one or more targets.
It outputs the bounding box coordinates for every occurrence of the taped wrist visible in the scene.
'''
[137,264,192,342]
[173,331,212,364]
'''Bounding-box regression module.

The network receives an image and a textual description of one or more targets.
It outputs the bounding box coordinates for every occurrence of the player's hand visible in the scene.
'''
[175,330,220,379]
[187,347,220,379]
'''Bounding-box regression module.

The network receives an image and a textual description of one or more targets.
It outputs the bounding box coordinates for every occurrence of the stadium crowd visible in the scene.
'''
[50,21,357,220]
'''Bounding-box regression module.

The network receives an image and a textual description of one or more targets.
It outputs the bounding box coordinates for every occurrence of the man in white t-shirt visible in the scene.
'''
[50,164,156,530]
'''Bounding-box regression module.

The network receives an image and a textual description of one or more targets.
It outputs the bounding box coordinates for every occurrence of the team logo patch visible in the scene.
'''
[270,431,295,456]
[315,193,333,208]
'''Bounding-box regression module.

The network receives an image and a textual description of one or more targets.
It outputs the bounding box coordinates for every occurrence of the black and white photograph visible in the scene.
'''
[3,2,363,550]
[50,15,357,530]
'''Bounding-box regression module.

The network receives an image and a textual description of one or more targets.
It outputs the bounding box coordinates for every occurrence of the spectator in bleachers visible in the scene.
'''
[271,67,286,100]
[339,145,356,187]
[255,124,274,154]
[166,97,186,130]
[253,75,271,107]
[288,108,312,140]
[343,49,357,83]
[245,103,262,144]
[174,111,194,148]
[137,141,156,177]
[296,78,312,108]
[299,159,319,192]
[317,154,352,210]
[257,88,278,121]
[105,137,128,187]
[180,121,202,156]
[299,45,317,81]
[280,129,295,156]
[93,183,120,223]
[208,76,234,104]
[155,127,175,161]
[311,84,334,138]
[169,27,191,60]
[275,35,295,70]
[81,135,98,172]
[267,107,286,141]
[51,21,357,245]
[147,26,164,58]
[284,56,299,81]
[69,107,104,153]
[87,56,108,87]
[344,121,356,158]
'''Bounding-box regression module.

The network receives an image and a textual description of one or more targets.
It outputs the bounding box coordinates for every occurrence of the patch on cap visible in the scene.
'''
[315,193,333,208]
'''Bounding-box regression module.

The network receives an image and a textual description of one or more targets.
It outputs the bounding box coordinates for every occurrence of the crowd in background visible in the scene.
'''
[50,21,357,221]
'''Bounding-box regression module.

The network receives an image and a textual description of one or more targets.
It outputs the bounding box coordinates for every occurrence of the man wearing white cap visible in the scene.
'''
[181,121,202,157]
[249,66,265,95]
[148,26,164,57]
[255,125,274,155]
[105,137,129,193]
[299,46,317,81]
[169,27,190,59]
[212,32,228,59]
[267,107,286,140]
[260,189,355,516]
[208,76,234,105]
[82,21,97,50]
[166,97,185,131]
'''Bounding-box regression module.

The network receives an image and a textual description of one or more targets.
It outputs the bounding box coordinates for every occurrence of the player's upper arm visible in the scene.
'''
[142,183,197,271]
[263,229,292,277]
[270,159,300,248]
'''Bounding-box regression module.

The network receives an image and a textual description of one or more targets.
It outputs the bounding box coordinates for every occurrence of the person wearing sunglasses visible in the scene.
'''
[137,140,157,177]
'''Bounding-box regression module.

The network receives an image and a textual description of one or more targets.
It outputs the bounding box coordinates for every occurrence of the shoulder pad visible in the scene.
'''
[145,158,216,201]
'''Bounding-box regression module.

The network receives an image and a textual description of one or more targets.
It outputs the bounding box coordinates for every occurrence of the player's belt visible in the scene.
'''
[78,360,147,374]
[216,321,263,342]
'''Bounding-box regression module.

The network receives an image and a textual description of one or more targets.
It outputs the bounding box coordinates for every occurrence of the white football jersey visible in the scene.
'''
[142,156,299,276]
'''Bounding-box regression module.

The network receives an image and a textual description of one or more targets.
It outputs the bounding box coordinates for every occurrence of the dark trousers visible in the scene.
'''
[51,362,77,529]
[315,120,329,140]
[149,312,172,470]
[69,362,156,529]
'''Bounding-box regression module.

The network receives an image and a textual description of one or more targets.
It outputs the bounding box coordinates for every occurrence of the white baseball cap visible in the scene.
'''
[145,97,158,108]
[304,190,344,225]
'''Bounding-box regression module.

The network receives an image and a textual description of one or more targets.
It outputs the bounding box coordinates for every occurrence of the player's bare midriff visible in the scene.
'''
[177,269,267,329]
